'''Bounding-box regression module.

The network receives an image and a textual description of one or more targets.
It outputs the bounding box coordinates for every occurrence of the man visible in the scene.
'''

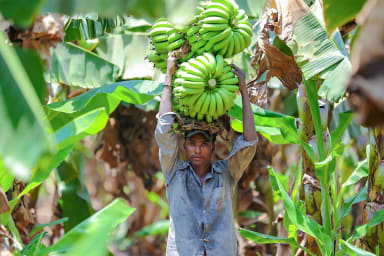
[155,53,257,256]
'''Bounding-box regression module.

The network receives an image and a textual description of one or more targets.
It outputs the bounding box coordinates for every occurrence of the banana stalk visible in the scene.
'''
[361,126,384,254]
[297,84,322,255]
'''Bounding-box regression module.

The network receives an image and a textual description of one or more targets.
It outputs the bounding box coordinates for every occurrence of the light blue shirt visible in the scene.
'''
[155,113,257,256]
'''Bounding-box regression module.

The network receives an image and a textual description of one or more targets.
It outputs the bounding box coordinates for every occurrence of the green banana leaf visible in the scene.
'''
[347,209,384,242]
[42,0,166,19]
[46,42,120,88]
[293,11,351,102]
[330,111,354,152]
[0,0,45,27]
[20,231,47,256]
[323,0,367,34]
[268,167,333,255]
[135,219,170,237]
[36,198,135,256]
[229,98,299,144]
[0,157,14,193]
[239,229,316,256]
[0,31,56,182]
[95,34,154,79]
[339,239,375,256]
[56,158,94,232]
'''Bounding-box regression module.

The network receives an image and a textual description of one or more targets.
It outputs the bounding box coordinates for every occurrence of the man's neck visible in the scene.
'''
[191,163,211,182]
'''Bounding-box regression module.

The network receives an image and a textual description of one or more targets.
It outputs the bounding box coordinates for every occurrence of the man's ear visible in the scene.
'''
[211,143,215,152]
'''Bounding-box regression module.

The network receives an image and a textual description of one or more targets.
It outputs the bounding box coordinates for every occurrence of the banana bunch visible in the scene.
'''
[197,0,253,58]
[146,18,174,73]
[173,52,239,122]
[146,52,168,73]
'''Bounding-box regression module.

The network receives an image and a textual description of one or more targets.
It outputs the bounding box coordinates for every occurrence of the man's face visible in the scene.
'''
[184,133,214,168]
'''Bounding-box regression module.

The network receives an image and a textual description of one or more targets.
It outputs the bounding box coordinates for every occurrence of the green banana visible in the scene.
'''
[154,41,169,52]
[190,93,207,117]
[152,34,168,43]
[207,2,231,13]
[189,58,209,74]
[191,39,206,52]
[182,64,206,77]
[208,93,217,118]
[201,31,218,41]
[201,8,230,19]
[154,61,167,69]
[209,26,232,45]
[220,84,239,92]
[236,28,251,47]
[174,86,204,95]
[182,92,202,107]
[219,77,239,85]
[168,31,184,43]
[218,70,235,81]
[150,26,171,37]
[180,73,206,83]
[188,34,200,43]
[203,52,216,75]
[167,38,185,51]
[216,88,232,112]
[237,23,252,36]
[215,55,224,77]
[196,56,212,75]
[146,52,161,62]
[181,80,206,89]
[197,93,211,120]
[225,36,235,58]
[201,23,229,32]
[213,89,225,115]
[187,26,200,37]
[232,31,241,55]
[199,16,228,25]
[215,34,232,54]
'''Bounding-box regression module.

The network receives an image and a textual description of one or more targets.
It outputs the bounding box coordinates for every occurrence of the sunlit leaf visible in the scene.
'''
[323,0,367,34]
[46,42,120,88]
[0,157,14,193]
[343,159,369,187]
[340,239,375,256]
[95,34,154,79]
[37,199,135,256]
[293,11,351,102]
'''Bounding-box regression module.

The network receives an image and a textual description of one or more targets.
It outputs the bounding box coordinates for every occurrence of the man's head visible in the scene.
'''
[184,130,216,169]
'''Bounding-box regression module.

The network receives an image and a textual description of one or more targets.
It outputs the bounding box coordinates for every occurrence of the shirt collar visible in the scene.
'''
[178,161,223,174]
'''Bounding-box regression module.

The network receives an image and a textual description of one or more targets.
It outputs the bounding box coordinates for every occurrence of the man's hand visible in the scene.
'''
[230,64,246,92]
[166,54,178,77]
[229,64,257,142]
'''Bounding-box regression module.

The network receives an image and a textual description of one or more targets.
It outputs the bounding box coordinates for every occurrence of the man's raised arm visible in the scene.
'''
[226,65,257,182]
[155,55,179,182]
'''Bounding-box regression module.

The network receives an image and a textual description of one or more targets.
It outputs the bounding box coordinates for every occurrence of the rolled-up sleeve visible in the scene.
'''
[226,134,257,183]
[155,112,179,182]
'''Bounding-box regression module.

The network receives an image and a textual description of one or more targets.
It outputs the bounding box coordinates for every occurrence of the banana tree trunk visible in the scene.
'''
[297,84,322,255]
[361,126,384,254]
